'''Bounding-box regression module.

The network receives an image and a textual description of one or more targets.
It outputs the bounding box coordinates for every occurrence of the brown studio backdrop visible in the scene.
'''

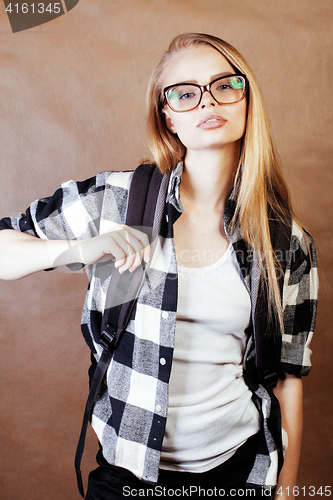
[0,1,332,498]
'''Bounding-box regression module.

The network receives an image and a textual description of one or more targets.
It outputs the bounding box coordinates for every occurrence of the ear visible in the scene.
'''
[162,107,177,134]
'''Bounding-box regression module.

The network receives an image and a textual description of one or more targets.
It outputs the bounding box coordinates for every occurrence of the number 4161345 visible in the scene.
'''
[276,486,331,496]
[6,3,62,14]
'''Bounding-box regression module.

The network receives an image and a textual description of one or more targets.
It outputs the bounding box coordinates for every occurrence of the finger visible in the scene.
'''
[142,244,151,263]
[123,226,150,263]
[111,227,148,272]
[115,254,136,273]
[117,243,141,273]
[128,252,143,273]
[125,226,150,250]
[122,229,147,268]
[107,234,136,273]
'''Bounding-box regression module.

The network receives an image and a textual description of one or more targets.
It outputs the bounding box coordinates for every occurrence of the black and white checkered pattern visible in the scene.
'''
[0,162,318,488]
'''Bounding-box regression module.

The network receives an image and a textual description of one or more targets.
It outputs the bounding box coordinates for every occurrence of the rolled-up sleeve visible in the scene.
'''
[280,221,319,376]
[0,174,110,240]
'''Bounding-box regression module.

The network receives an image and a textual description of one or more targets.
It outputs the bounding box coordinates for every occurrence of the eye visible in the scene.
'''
[229,77,244,90]
[166,85,200,111]
[215,77,244,92]
[179,92,195,100]
[168,87,197,101]
[217,83,232,91]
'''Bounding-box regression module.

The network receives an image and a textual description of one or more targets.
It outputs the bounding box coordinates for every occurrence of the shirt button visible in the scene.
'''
[160,357,166,366]
[155,404,162,413]
[162,311,169,319]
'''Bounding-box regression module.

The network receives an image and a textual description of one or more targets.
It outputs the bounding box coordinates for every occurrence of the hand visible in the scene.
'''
[54,225,150,273]
[83,225,150,272]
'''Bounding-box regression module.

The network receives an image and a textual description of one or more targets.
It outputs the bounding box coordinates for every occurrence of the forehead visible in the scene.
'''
[162,45,235,88]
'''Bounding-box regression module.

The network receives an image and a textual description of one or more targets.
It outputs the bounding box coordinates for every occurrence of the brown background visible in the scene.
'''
[0,1,332,499]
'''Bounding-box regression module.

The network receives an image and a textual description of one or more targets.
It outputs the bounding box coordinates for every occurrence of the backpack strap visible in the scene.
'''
[75,164,164,497]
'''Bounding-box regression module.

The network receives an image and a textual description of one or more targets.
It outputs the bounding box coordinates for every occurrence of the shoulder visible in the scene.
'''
[56,171,136,219]
[91,165,159,193]
[268,211,316,264]
[283,220,318,305]
[287,221,317,273]
[61,170,135,194]
[100,170,135,191]
[289,221,316,256]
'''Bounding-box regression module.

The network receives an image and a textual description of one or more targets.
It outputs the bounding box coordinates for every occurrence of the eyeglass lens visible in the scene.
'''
[166,76,245,112]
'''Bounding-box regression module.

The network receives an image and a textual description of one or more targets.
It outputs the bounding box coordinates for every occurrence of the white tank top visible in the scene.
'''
[160,244,260,472]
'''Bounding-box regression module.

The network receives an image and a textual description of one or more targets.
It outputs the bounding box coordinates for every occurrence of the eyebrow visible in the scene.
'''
[167,71,236,87]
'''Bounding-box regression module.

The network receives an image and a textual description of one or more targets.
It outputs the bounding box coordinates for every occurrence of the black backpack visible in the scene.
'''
[75,164,164,497]
[74,163,287,497]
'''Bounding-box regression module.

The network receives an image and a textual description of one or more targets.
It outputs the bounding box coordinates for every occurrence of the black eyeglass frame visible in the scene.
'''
[163,73,248,113]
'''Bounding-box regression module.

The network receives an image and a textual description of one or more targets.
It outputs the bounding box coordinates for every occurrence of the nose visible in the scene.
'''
[200,89,216,108]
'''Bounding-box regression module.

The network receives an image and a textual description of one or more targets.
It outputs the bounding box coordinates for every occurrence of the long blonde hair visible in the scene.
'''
[146,33,293,332]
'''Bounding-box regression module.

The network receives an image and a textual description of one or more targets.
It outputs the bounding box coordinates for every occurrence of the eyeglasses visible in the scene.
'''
[163,74,247,113]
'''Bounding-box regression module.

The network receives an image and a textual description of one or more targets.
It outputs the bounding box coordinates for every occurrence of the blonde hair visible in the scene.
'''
[146,33,294,332]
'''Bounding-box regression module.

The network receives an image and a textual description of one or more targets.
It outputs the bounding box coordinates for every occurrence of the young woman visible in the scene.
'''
[0,34,318,500]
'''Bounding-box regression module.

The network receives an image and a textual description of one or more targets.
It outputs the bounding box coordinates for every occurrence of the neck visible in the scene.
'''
[181,143,240,212]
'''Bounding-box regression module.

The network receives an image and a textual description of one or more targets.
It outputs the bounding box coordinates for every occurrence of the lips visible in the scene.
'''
[197,113,227,130]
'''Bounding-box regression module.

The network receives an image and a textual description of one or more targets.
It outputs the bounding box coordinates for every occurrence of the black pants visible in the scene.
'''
[85,432,274,500]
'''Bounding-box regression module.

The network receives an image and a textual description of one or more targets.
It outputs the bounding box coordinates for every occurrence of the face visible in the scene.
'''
[162,45,247,154]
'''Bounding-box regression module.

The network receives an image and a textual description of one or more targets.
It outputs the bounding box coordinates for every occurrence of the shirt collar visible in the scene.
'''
[166,161,183,214]
[165,161,238,238]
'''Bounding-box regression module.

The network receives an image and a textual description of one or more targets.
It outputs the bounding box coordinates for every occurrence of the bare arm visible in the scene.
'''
[273,373,303,500]
[0,227,150,280]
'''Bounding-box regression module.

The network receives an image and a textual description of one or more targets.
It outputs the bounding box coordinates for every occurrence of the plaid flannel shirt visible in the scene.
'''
[0,162,318,488]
